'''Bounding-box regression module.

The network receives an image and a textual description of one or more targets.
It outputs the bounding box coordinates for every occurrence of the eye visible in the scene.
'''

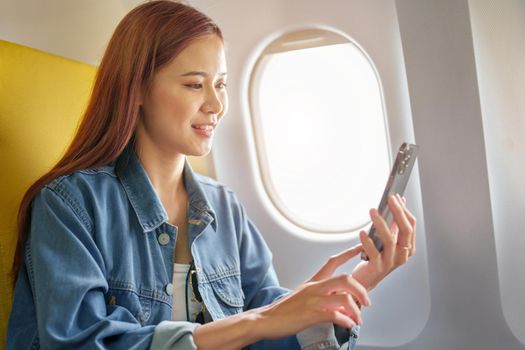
[185,83,203,89]
[216,82,228,89]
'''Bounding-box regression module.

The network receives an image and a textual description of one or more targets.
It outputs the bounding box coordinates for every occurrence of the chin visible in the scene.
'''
[188,147,212,158]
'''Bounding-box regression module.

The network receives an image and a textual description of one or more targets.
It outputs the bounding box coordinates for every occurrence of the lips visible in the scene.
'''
[191,122,216,137]
[191,124,215,131]
[191,121,217,131]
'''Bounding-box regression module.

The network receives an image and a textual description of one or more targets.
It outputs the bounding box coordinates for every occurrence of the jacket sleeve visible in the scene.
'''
[236,202,360,350]
[10,185,199,349]
[297,323,360,350]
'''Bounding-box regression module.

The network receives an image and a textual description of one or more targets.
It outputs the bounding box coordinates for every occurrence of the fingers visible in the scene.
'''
[399,195,417,256]
[322,293,363,325]
[317,274,371,308]
[359,230,380,262]
[390,221,399,238]
[389,194,417,267]
[389,194,413,250]
[267,273,372,337]
[411,225,416,256]
[329,309,358,329]
[369,208,395,265]
[310,244,363,282]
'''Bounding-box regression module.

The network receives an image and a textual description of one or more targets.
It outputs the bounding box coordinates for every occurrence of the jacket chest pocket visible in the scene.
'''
[202,273,245,319]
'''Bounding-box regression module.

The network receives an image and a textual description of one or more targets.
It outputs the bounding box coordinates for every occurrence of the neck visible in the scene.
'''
[134,136,186,201]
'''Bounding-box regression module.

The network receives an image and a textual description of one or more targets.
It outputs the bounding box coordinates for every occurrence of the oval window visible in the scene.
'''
[249,28,391,233]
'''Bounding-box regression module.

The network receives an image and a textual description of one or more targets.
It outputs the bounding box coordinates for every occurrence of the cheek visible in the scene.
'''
[219,92,229,118]
[150,89,197,124]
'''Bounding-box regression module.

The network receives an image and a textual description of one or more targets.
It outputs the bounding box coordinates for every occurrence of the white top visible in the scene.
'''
[172,263,203,322]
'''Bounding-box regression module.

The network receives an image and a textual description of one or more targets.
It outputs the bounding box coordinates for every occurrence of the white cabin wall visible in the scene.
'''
[469,0,525,345]
[0,0,129,65]
[395,0,522,348]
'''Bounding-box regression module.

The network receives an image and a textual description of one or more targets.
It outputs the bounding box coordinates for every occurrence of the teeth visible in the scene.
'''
[193,125,213,130]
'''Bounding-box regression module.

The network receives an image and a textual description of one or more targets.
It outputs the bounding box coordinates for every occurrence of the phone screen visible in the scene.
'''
[361,142,419,261]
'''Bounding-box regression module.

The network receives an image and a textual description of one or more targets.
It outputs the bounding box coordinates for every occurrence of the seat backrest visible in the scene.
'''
[0,39,97,347]
[0,39,212,346]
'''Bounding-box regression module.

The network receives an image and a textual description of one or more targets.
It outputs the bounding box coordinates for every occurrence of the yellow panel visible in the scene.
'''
[0,40,97,348]
[0,39,213,347]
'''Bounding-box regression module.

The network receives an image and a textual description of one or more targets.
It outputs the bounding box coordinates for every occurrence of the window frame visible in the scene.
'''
[247,27,392,234]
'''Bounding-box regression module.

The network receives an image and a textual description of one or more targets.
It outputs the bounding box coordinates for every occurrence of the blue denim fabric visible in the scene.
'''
[7,144,359,349]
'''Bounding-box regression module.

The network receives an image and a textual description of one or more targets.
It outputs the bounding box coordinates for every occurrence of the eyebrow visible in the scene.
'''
[179,71,227,78]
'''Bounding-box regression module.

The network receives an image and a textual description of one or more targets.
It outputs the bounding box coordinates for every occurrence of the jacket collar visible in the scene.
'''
[115,144,216,233]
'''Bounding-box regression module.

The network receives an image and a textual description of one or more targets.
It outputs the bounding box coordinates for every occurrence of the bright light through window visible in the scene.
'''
[250,29,391,233]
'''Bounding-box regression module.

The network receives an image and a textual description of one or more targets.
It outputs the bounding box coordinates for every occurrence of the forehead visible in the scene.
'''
[165,34,226,75]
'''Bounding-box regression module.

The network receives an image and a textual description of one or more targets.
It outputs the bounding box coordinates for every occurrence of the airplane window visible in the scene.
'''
[249,29,390,233]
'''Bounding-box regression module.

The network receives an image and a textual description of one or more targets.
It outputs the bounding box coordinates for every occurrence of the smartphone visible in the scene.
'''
[361,142,419,261]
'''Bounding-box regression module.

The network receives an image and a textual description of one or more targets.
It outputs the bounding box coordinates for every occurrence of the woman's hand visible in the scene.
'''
[195,195,415,349]
[257,245,371,340]
[195,247,370,350]
[351,193,417,292]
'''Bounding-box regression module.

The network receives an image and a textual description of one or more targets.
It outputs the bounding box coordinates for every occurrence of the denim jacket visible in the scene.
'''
[7,145,360,349]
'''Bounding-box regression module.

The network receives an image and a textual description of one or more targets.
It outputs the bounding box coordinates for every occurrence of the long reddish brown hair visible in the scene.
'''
[12,0,222,285]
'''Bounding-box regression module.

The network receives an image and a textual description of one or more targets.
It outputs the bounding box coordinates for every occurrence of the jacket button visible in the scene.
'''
[165,283,174,296]
[158,233,170,245]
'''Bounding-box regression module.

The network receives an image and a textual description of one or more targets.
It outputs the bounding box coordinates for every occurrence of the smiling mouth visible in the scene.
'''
[191,123,215,138]
[191,124,215,131]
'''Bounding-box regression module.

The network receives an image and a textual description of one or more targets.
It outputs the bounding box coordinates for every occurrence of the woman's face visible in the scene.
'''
[137,34,228,157]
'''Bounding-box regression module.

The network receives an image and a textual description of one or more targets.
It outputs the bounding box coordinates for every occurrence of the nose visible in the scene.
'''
[202,85,223,116]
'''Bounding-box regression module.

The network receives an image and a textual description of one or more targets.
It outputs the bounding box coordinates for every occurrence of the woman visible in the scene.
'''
[7,1,417,349]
